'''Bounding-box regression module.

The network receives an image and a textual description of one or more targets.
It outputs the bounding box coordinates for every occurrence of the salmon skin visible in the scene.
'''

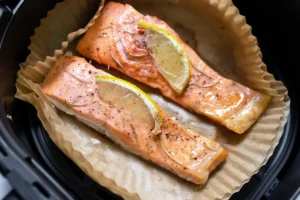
[77,2,271,134]
[42,56,228,185]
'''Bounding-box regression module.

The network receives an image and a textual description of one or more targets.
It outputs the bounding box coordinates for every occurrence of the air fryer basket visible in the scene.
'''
[0,0,299,200]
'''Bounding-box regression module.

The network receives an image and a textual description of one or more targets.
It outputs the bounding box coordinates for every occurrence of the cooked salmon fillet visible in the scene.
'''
[41,56,228,185]
[77,2,271,134]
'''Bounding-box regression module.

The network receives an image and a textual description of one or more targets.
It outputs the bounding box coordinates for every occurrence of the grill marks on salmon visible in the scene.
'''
[77,2,271,134]
[41,56,228,185]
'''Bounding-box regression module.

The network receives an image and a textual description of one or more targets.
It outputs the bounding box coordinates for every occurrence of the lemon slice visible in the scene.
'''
[138,21,191,94]
[95,76,162,135]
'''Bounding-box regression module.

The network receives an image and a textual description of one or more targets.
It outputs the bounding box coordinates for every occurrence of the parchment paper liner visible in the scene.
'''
[16,0,290,199]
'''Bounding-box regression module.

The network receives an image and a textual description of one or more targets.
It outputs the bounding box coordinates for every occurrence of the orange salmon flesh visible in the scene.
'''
[42,56,228,185]
[77,2,271,134]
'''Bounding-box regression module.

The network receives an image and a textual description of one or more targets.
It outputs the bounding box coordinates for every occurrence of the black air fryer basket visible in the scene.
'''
[0,0,299,200]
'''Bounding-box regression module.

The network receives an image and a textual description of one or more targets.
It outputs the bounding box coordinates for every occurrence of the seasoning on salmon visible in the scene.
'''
[41,56,228,185]
[76,2,271,134]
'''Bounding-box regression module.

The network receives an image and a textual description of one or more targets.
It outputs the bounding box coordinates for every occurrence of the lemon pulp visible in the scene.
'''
[138,21,191,94]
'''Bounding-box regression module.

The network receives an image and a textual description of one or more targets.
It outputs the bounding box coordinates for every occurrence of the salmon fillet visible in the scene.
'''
[41,56,228,185]
[77,2,271,134]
